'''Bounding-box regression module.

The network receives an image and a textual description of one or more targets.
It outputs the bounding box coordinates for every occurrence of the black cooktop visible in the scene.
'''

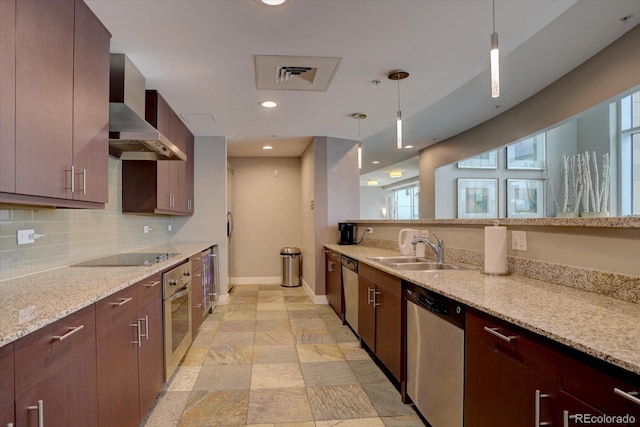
[72,252,176,267]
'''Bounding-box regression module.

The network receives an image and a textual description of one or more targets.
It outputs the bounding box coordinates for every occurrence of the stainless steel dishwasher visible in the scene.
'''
[341,255,359,333]
[405,282,465,427]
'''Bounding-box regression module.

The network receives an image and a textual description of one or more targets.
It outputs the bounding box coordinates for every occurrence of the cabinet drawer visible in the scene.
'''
[376,270,401,297]
[563,353,640,417]
[96,285,138,336]
[14,304,96,394]
[359,262,377,282]
[466,308,561,383]
[136,273,162,310]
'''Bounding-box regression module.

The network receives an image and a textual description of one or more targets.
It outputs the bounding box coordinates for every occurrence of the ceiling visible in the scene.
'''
[86,0,640,183]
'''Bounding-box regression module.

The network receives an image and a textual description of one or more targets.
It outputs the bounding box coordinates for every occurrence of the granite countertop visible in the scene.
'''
[0,242,214,348]
[325,243,640,376]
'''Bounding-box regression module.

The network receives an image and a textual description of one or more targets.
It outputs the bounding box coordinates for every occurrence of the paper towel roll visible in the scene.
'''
[484,226,508,274]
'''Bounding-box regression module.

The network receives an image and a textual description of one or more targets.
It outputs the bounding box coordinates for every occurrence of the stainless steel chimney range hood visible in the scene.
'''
[108,54,186,161]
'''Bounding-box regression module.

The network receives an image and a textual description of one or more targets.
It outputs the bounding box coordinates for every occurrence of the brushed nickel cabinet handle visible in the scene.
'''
[483,326,517,342]
[139,315,149,340]
[51,324,84,341]
[535,390,552,426]
[144,280,161,288]
[614,387,640,406]
[563,410,577,427]
[131,322,141,347]
[27,400,44,427]
[111,297,133,307]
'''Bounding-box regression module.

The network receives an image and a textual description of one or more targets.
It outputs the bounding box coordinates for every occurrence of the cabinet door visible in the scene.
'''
[0,344,14,427]
[16,348,98,427]
[169,111,191,213]
[357,274,376,350]
[191,256,205,336]
[374,283,401,380]
[464,309,561,427]
[72,0,109,203]
[156,161,181,212]
[325,250,343,319]
[96,286,141,427]
[562,353,640,424]
[15,0,74,199]
[14,305,97,427]
[137,297,164,420]
[0,0,16,193]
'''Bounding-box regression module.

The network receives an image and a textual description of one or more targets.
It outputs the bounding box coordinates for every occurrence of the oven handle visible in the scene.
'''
[169,286,190,301]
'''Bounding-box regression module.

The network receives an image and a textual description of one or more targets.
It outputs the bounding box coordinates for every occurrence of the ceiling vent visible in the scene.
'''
[255,55,341,91]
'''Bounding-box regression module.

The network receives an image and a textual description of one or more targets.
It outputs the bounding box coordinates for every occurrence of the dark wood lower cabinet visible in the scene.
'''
[14,305,98,427]
[96,286,141,427]
[325,249,343,319]
[137,296,164,419]
[0,344,14,427]
[357,263,401,381]
[465,307,640,427]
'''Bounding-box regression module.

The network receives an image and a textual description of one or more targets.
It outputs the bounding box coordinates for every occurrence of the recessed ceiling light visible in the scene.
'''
[263,145,273,150]
[367,179,379,186]
[257,0,288,6]
[372,160,380,164]
[260,100,278,108]
[389,170,403,178]
[404,145,414,149]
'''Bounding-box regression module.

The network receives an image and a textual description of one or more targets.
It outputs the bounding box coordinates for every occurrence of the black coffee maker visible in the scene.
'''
[338,223,357,245]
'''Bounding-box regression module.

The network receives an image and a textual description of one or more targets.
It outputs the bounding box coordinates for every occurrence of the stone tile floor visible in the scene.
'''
[142,284,425,427]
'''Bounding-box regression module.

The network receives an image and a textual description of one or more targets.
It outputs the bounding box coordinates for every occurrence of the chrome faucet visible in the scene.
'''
[412,234,445,264]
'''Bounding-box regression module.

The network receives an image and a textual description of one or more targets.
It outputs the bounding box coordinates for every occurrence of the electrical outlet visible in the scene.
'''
[17,229,35,245]
[168,224,172,232]
[512,231,527,251]
[143,225,151,234]
[366,227,373,234]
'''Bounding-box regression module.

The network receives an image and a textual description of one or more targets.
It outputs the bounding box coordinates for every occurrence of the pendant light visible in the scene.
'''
[490,0,500,98]
[388,70,409,149]
[352,113,367,169]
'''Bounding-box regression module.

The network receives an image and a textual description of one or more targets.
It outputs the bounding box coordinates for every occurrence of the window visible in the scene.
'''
[393,184,419,219]
[620,90,640,215]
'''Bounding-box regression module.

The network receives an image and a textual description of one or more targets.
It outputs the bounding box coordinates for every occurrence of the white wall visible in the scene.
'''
[172,136,228,293]
[360,186,390,220]
[227,157,302,284]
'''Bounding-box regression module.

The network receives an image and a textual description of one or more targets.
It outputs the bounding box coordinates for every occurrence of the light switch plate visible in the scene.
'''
[512,230,527,251]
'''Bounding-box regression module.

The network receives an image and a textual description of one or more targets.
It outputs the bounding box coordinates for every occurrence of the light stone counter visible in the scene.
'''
[0,242,214,348]
[326,243,640,376]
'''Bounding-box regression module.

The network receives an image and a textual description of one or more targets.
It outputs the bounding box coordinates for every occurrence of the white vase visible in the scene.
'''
[556,212,579,218]
[580,211,609,218]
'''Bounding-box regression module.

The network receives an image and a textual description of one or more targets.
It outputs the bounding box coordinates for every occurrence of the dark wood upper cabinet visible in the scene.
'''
[2,0,110,208]
[15,0,74,200]
[0,0,16,194]
[72,0,110,203]
[122,90,194,215]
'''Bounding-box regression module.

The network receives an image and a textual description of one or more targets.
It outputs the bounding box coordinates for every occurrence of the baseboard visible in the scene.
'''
[231,276,281,285]
[301,277,329,305]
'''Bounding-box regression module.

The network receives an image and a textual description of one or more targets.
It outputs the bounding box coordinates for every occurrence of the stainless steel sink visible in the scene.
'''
[392,262,473,271]
[368,256,474,271]
[368,256,430,264]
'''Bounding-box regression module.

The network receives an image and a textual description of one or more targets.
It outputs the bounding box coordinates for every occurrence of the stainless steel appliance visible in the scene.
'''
[72,252,176,266]
[163,260,192,379]
[341,256,359,333]
[198,245,219,316]
[108,54,186,161]
[338,222,357,245]
[405,282,465,427]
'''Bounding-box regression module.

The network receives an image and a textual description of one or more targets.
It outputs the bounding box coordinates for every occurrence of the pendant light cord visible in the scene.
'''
[492,0,495,33]
[397,72,401,110]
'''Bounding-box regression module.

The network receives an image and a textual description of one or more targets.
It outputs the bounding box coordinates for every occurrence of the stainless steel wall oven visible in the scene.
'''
[163,260,192,379]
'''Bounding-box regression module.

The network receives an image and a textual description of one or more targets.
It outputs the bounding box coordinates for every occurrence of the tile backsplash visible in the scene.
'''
[0,158,173,281]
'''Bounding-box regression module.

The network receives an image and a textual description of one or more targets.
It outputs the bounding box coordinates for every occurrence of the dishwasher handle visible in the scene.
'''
[341,256,358,273]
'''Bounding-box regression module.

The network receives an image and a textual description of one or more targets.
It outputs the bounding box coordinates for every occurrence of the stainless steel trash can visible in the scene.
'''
[280,247,301,287]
